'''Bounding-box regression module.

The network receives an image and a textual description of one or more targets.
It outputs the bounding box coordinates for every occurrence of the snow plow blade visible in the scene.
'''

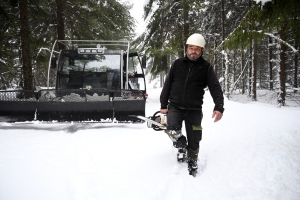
[0,89,145,122]
[113,90,146,122]
[0,90,37,122]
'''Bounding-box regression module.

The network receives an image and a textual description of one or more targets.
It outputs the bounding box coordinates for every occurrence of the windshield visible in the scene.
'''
[57,53,122,90]
[62,54,121,72]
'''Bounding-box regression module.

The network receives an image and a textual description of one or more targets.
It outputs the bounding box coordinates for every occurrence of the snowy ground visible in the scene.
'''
[1,87,300,200]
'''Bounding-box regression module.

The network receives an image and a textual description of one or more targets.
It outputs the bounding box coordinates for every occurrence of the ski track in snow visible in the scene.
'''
[1,88,300,200]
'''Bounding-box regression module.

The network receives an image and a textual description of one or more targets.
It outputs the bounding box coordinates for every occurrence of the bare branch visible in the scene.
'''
[263,32,299,58]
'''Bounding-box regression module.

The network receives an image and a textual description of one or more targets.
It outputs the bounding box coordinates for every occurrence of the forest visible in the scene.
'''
[1,0,299,106]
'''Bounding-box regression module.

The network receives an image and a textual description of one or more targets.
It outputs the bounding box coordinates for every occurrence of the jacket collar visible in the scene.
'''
[183,55,204,63]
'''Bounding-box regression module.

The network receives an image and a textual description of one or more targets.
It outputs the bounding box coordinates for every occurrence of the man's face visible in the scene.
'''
[186,45,203,60]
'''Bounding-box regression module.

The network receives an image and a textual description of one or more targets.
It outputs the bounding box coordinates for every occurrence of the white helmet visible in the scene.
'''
[186,33,206,48]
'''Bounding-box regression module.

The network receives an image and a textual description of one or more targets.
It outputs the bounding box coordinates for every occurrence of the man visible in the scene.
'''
[160,33,224,176]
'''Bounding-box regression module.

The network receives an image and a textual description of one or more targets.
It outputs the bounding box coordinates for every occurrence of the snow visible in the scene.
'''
[254,0,272,7]
[1,87,300,200]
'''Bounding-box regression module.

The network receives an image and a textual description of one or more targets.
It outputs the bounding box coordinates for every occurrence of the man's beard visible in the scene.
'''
[186,52,201,60]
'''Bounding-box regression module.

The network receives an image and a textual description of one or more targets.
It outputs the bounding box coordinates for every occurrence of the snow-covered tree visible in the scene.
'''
[0,0,135,89]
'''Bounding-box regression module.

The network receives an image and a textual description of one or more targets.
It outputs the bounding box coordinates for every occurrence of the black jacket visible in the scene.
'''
[160,56,224,113]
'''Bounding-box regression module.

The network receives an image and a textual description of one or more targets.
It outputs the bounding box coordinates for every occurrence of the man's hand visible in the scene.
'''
[160,109,168,114]
[212,111,222,123]
[127,72,135,77]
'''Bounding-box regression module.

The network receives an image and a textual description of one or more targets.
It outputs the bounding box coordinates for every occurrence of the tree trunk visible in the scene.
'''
[241,50,246,94]
[278,28,286,106]
[269,36,273,90]
[233,51,236,84]
[183,0,189,41]
[221,0,226,90]
[213,15,218,78]
[247,0,252,97]
[160,73,164,88]
[223,51,230,99]
[19,0,33,90]
[294,46,299,93]
[181,0,189,58]
[252,40,257,101]
[248,46,252,97]
[56,0,65,50]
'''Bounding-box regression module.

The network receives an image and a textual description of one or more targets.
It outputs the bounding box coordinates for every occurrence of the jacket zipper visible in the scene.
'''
[182,64,191,105]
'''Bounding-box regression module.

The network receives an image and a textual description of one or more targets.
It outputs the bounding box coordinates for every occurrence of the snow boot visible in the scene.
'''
[188,159,198,177]
[177,147,187,162]
[187,147,199,177]
[173,135,187,162]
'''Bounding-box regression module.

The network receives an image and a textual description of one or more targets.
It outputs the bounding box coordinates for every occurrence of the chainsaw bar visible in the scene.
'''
[129,115,167,130]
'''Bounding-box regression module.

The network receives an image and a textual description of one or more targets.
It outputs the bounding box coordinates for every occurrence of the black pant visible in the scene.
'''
[167,104,202,150]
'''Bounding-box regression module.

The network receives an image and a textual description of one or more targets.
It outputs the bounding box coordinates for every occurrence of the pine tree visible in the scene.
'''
[221,0,300,105]
[0,0,135,89]
[136,0,209,78]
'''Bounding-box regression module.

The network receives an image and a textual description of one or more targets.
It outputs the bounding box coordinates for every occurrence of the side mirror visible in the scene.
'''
[51,57,57,69]
[142,55,146,69]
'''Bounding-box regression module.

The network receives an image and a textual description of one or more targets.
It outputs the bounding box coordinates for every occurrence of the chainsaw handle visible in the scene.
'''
[150,111,165,131]
[152,111,161,117]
